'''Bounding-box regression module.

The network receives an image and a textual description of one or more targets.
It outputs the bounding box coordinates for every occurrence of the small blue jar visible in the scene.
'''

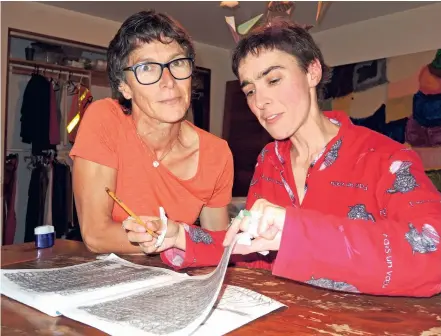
[34,225,55,249]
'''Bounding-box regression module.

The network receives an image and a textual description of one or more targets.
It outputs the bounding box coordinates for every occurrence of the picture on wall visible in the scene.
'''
[322,48,441,180]
[187,66,211,132]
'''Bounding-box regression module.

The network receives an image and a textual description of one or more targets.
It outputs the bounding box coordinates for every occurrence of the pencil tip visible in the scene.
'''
[105,187,109,192]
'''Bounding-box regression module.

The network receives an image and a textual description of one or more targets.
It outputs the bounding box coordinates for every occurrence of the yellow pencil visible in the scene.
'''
[105,187,159,238]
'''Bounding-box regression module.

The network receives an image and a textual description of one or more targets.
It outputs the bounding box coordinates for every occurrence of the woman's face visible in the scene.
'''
[238,48,321,140]
[119,39,192,123]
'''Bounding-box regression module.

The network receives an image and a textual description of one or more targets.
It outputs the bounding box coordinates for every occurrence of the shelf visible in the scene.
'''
[9,58,91,74]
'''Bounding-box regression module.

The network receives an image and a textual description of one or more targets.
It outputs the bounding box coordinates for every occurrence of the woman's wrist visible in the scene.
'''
[173,222,187,251]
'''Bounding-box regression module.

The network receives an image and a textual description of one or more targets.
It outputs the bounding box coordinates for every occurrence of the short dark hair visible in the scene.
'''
[107,10,195,114]
[231,19,331,101]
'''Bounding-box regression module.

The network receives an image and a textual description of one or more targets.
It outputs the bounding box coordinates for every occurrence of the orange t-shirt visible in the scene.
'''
[70,98,234,224]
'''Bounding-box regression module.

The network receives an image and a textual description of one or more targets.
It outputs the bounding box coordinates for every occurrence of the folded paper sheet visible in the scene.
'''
[1,234,284,336]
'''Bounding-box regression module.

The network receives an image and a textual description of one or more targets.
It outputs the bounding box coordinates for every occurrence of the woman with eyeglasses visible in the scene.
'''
[70,11,233,255]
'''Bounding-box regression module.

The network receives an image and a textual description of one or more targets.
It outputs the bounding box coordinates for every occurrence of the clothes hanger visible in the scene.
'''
[67,72,78,96]
[52,70,61,91]
[24,155,36,170]
[5,153,18,164]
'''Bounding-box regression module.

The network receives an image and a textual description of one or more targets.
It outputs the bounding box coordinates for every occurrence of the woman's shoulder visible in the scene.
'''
[84,98,127,122]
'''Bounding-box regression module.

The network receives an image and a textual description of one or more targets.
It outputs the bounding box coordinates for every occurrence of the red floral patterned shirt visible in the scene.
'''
[161,111,441,297]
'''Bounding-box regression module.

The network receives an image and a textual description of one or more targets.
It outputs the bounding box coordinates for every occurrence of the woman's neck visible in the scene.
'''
[132,110,181,154]
[289,107,339,165]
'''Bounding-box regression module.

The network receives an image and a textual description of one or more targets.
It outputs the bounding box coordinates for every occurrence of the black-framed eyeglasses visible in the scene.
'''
[123,57,194,85]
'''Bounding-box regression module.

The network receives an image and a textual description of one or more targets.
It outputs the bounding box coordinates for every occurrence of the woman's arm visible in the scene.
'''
[73,157,142,254]
[272,150,441,297]
[199,206,230,231]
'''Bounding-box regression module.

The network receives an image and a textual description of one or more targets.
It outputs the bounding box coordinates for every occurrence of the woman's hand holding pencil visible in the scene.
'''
[123,216,184,254]
[105,187,185,254]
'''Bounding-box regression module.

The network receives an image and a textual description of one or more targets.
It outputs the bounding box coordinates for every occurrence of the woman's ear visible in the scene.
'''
[118,81,132,100]
[307,59,323,88]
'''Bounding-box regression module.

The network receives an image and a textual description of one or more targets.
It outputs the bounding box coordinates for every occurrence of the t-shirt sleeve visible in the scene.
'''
[206,142,234,207]
[69,99,120,169]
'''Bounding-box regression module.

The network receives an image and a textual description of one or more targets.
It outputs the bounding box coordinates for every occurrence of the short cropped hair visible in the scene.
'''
[107,10,195,114]
[232,19,331,101]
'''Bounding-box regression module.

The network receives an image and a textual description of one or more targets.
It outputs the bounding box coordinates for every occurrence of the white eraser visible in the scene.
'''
[155,207,168,248]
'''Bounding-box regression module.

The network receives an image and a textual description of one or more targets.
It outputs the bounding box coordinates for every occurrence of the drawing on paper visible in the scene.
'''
[16,255,94,269]
[3,260,170,296]
[215,285,275,310]
[201,285,277,319]
[77,238,236,335]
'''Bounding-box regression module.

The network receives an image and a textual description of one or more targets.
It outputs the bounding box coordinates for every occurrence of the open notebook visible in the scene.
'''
[1,239,285,336]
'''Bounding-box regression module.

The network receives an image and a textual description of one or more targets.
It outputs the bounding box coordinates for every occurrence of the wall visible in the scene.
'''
[313,2,441,66]
[323,49,441,171]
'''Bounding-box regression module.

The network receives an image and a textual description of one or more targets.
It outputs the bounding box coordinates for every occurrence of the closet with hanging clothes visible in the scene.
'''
[2,30,111,245]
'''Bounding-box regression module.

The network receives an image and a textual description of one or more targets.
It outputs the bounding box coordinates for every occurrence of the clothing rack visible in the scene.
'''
[6,148,32,153]
[9,59,91,86]
[6,148,71,153]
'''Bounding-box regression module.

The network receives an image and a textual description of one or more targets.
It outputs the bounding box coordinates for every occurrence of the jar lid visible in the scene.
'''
[34,225,55,235]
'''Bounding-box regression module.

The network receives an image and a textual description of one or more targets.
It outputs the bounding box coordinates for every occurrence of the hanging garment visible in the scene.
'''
[381,117,409,144]
[67,86,93,143]
[428,49,441,78]
[352,58,387,93]
[52,161,69,238]
[24,163,49,242]
[405,117,441,147]
[3,154,19,245]
[64,166,82,242]
[43,163,54,226]
[324,63,356,99]
[49,85,60,145]
[350,104,386,133]
[65,164,73,228]
[20,74,56,155]
[413,91,441,128]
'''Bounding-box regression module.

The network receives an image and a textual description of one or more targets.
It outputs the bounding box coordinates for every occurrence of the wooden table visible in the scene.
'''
[2,240,440,336]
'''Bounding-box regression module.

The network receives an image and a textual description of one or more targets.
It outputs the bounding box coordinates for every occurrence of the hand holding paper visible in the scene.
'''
[224,199,286,255]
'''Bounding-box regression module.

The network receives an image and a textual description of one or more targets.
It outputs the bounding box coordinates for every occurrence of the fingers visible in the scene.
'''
[124,217,159,247]
[127,231,154,244]
[223,218,240,247]
[232,237,272,255]
[258,224,279,240]
[223,216,252,247]
[122,217,146,232]
[126,227,160,254]
[123,217,162,233]
[139,241,159,254]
